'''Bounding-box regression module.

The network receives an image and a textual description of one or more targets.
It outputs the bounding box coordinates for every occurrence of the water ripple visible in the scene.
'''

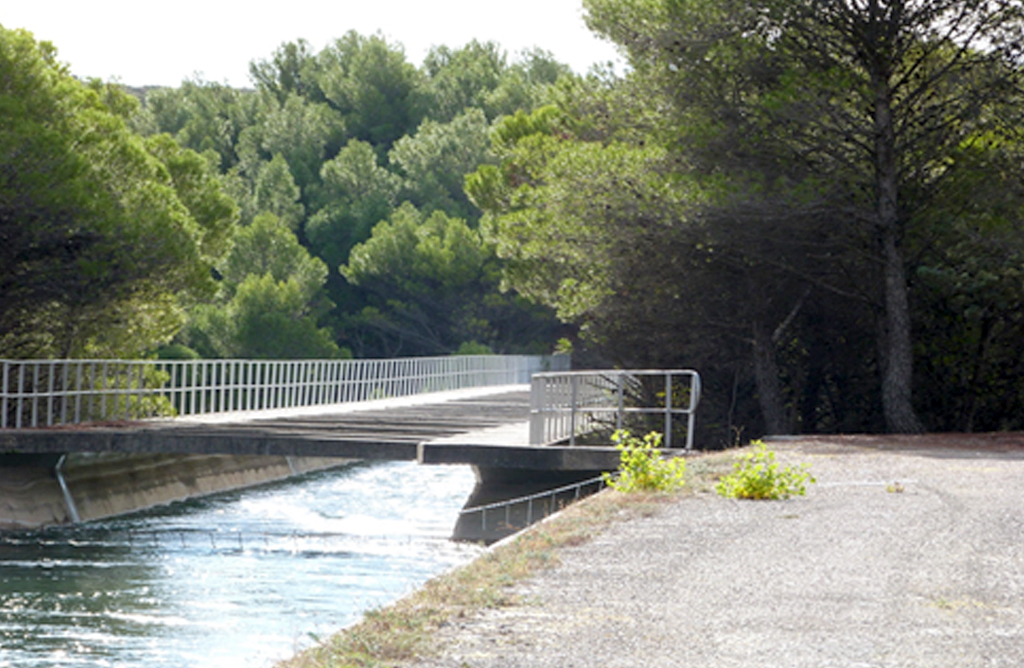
[0,461,483,668]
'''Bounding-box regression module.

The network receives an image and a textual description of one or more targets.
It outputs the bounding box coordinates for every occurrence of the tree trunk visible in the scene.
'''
[873,71,924,434]
[752,320,788,435]
[879,230,924,433]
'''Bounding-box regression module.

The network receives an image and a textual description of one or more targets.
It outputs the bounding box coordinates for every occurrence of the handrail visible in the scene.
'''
[529,369,701,450]
[1,354,570,429]
[459,474,609,535]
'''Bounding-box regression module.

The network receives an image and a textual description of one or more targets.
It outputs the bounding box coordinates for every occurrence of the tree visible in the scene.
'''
[421,40,507,122]
[180,213,342,359]
[222,212,330,302]
[256,92,344,192]
[143,134,237,264]
[252,153,306,230]
[421,42,571,123]
[340,203,559,356]
[187,274,343,360]
[584,0,1024,432]
[305,139,402,270]
[314,31,425,152]
[482,48,574,120]
[910,138,1024,431]
[134,79,257,172]
[0,26,237,358]
[389,108,494,221]
[249,39,322,105]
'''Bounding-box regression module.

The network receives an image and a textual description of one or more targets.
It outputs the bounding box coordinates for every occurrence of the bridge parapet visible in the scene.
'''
[2,355,569,429]
[528,369,701,450]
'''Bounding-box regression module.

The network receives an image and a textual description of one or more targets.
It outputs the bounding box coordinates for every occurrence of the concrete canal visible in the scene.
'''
[0,460,484,668]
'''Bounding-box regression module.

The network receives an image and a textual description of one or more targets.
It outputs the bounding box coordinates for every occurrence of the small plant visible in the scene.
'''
[603,430,687,493]
[715,440,815,500]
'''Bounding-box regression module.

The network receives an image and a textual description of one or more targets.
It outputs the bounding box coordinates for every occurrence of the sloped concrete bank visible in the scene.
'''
[0,453,352,530]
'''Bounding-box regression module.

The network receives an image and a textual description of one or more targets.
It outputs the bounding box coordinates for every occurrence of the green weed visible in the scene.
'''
[715,441,815,500]
[603,430,687,493]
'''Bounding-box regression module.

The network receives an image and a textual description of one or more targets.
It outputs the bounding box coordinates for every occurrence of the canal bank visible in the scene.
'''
[0,453,351,529]
[282,434,1024,668]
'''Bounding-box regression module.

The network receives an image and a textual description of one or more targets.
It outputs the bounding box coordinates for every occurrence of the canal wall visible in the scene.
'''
[0,453,352,530]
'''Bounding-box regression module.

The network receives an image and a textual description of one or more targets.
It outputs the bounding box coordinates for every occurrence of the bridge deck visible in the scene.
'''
[0,386,622,471]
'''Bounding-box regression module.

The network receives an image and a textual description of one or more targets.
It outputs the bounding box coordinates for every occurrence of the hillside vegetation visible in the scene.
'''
[4,0,1024,444]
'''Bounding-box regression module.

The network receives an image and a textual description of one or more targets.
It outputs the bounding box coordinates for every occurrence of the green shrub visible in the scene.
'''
[603,430,687,493]
[715,441,815,500]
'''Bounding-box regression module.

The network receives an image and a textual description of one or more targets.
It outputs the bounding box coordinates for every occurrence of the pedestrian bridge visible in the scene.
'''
[1,355,700,539]
[2,386,626,472]
[1,355,700,471]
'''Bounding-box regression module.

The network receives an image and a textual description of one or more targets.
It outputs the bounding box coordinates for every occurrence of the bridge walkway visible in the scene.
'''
[0,386,621,472]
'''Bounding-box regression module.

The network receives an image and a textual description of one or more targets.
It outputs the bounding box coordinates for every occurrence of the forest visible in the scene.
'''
[3,0,1024,445]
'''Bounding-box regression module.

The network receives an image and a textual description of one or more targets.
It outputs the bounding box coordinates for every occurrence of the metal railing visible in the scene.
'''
[459,474,609,538]
[1,354,569,429]
[529,369,701,450]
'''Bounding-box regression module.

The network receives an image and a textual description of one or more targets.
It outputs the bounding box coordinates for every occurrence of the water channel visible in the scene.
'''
[0,461,484,667]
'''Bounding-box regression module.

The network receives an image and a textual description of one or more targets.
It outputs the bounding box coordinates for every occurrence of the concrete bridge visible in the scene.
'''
[1,356,699,469]
[1,356,699,539]
[0,385,624,473]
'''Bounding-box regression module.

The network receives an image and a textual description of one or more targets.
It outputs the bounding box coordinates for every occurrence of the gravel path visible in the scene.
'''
[409,437,1024,668]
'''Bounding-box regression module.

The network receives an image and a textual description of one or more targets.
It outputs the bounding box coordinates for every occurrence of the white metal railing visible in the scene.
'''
[529,369,701,450]
[460,474,609,539]
[1,355,570,429]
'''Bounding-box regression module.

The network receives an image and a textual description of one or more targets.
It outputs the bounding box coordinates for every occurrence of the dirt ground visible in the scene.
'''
[402,433,1024,668]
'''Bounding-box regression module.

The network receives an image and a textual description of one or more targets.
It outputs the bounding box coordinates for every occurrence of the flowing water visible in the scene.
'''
[0,461,483,667]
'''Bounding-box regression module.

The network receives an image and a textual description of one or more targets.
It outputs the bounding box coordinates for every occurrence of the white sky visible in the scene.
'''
[2,1,623,87]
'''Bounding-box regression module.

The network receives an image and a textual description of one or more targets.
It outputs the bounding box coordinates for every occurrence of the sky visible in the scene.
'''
[3,1,623,87]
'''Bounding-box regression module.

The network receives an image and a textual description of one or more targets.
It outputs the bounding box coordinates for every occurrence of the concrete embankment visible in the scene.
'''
[0,453,351,530]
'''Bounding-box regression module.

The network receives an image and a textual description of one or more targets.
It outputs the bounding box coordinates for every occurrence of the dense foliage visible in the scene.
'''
[5,4,1024,441]
[132,32,568,358]
[1,26,566,361]
[0,26,236,358]
[469,1,1024,441]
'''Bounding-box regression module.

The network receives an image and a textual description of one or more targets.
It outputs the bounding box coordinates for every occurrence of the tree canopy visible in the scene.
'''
[131,29,571,360]
[466,0,1024,440]
[341,203,559,356]
[10,9,1022,442]
[583,0,1024,433]
[1,25,237,358]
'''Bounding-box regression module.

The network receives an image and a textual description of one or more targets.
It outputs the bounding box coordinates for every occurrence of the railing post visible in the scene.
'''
[46,362,55,427]
[74,363,82,424]
[569,374,578,446]
[665,372,673,449]
[31,362,40,427]
[59,363,69,425]
[100,361,109,422]
[616,373,624,433]
[686,371,700,451]
[1,360,8,429]
[135,362,144,420]
[15,363,24,429]
[529,374,545,445]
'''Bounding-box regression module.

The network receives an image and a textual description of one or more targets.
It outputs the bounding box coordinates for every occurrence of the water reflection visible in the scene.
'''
[0,461,482,668]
